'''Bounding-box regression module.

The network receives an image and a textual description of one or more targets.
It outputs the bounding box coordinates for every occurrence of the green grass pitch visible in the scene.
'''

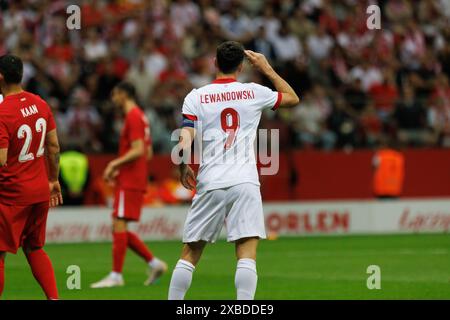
[2,234,449,300]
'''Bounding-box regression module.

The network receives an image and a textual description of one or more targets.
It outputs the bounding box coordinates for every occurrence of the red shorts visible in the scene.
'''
[112,188,144,221]
[0,202,49,254]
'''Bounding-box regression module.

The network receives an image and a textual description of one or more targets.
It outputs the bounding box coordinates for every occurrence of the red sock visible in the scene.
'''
[112,232,128,273]
[0,257,4,297]
[127,232,154,262]
[25,249,58,300]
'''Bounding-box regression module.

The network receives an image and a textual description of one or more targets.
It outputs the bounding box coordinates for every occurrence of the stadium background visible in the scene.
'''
[1,0,450,299]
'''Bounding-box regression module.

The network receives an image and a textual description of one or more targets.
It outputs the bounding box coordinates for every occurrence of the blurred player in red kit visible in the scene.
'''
[91,82,167,288]
[0,55,63,299]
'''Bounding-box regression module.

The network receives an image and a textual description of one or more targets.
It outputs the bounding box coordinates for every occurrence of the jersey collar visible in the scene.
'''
[2,91,26,102]
[212,78,237,84]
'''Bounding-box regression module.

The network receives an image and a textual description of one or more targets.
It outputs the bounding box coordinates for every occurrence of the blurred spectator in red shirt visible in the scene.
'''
[159,60,188,84]
[105,41,130,79]
[318,2,339,36]
[370,30,395,64]
[360,102,383,147]
[45,33,74,62]
[81,0,105,27]
[369,69,399,120]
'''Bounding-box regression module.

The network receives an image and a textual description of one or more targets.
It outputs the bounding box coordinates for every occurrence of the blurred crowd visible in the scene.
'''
[1,0,450,153]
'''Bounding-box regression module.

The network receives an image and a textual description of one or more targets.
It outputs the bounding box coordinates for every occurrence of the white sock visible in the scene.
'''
[149,257,162,269]
[235,258,258,300]
[110,271,123,281]
[168,259,195,300]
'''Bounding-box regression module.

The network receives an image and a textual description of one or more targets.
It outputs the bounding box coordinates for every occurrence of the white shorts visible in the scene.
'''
[182,183,266,243]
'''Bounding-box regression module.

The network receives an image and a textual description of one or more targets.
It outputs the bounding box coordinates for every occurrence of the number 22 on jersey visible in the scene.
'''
[17,117,47,162]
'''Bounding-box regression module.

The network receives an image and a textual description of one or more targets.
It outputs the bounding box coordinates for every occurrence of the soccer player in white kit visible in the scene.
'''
[168,41,299,300]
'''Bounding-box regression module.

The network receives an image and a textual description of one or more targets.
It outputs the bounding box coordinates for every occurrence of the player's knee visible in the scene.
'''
[22,246,42,255]
[235,237,259,260]
[181,242,206,266]
[112,218,128,232]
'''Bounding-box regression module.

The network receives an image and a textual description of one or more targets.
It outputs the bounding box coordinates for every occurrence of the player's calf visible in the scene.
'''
[23,247,58,300]
[235,258,258,300]
[111,218,128,277]
[168,241,206,300]
[181,241,207,266]
[234,237,259,300]
[235,237,259,260]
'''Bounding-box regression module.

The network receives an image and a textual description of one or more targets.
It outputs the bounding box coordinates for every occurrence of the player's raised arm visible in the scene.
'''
[45,129,63,207]
[244,50,300,108]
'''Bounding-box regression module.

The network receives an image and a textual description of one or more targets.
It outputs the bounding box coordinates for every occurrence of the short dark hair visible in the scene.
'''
[114,81,136,99]
[0,55,23,84]
[216,41,244,74]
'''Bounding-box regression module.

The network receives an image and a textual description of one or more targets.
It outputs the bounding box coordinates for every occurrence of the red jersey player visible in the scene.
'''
[0,55,63,299]
[91,82,167,288]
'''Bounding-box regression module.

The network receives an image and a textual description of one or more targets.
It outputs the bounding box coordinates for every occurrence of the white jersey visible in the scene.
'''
[182,78,281,193]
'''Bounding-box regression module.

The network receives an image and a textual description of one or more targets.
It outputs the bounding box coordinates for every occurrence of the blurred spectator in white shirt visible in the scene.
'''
[189,56,214,88]
[350,61,383,92]
[220,6,254,42]
[83,29,108,62]
[254,6,281,42]
[307,26,334,61]
[337,24,371,60]
[170,0,201,36]
[271,21,302,62]
[142,40,168,80]
[126,56,156,105]
[400,22,426,70]
[293,85,336,149]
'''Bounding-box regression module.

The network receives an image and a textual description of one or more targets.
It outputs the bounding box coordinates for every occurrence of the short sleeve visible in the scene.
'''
[252,83,282,111]
[182,89,199,127]
[128,111,145,141]
[0,118,9,148]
